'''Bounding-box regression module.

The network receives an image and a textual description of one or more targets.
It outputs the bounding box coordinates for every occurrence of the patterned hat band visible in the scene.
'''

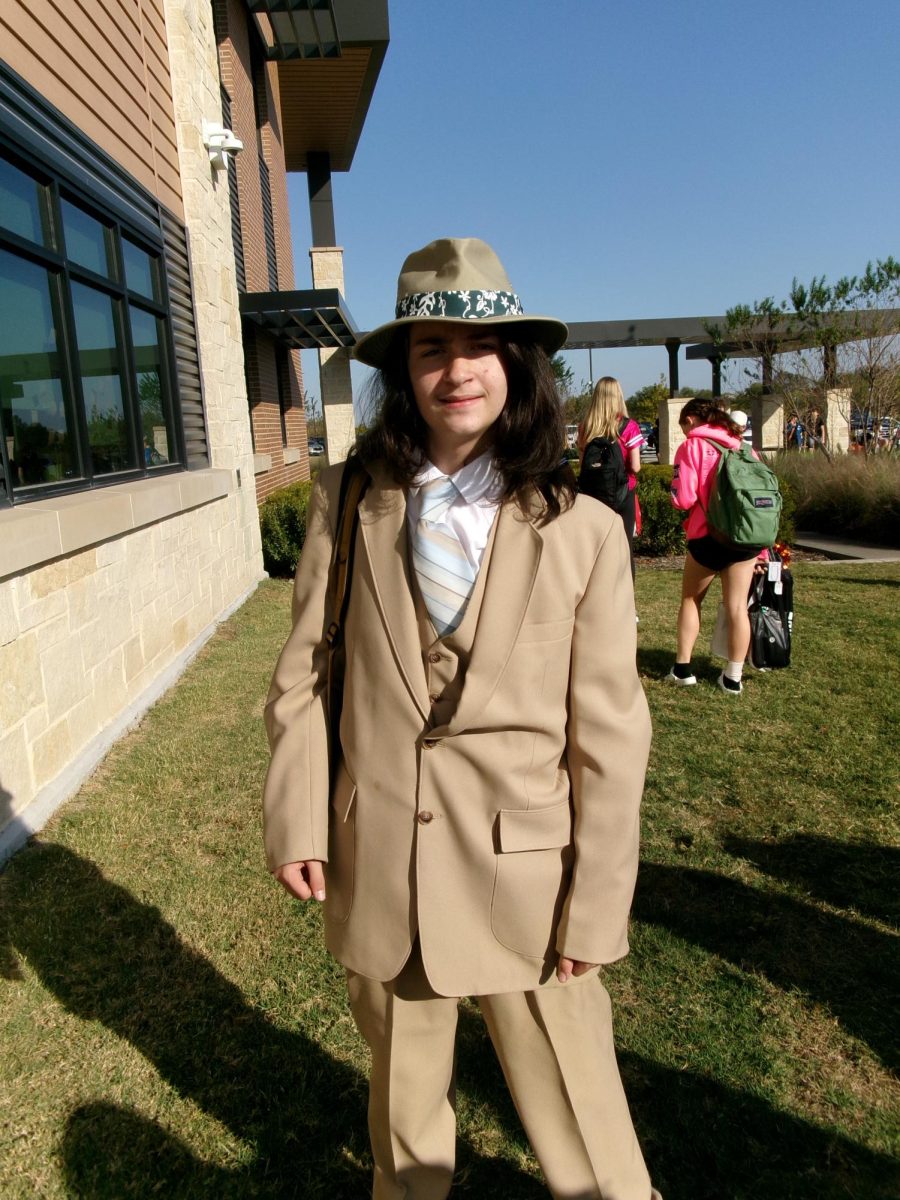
[395,289,525,321]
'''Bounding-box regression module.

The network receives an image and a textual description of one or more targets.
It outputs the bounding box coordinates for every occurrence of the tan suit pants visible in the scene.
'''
[347,944,659,1200]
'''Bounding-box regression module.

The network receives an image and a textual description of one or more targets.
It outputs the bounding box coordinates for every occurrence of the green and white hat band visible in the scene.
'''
[395,289,525,321]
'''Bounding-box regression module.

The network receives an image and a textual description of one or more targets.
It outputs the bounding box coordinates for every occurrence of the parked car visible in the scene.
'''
[308,437,325,456]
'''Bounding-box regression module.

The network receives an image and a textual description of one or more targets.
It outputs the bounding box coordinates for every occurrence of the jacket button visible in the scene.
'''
[429,693,441,704]
[428,651,443,663]
[418,811,434,824]
[422,738,437,749]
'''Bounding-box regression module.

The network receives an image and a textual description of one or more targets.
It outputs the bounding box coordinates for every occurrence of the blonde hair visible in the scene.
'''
[580,377,627,446]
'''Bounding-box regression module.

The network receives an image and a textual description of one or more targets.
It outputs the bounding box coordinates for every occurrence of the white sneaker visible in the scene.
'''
[717,671,743,695]
[665,667,697,686]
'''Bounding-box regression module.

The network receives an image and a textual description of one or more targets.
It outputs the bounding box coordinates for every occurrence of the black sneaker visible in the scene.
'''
[717,671,742,695]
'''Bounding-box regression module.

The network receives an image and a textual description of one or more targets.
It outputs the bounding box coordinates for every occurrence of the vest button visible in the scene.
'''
[417,810,434,824]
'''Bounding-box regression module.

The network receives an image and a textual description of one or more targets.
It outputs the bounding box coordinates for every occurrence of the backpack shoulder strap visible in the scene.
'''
[326,455,371,762]
[326,454,371,650]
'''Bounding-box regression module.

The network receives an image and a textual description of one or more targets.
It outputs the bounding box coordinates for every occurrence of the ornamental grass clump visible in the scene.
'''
[772,452,900,546]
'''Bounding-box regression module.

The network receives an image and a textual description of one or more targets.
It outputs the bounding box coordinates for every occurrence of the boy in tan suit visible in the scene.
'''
[264,238,660,1199]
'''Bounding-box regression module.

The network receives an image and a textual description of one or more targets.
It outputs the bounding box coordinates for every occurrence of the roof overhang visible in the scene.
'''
[240,288,359,349]
[248,0,389,172]
[564,317,728,351]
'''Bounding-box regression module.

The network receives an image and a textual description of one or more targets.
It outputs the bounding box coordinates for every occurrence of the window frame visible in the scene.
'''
[0,105,186,507]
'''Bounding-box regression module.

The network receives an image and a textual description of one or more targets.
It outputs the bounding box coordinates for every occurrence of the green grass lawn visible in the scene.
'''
[1,563,898,1199]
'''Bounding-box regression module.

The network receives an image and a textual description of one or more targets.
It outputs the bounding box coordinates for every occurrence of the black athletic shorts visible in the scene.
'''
[687,535,763,572]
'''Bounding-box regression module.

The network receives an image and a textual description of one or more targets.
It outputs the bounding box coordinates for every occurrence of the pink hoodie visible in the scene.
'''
[670,423,759,541]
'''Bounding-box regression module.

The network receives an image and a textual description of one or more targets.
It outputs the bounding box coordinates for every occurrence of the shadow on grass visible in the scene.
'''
[3,843,895,1198]
[0,843,542,1199]
[724,832,900,928]
[620,1052,899,1200]
[634,861,900,1073]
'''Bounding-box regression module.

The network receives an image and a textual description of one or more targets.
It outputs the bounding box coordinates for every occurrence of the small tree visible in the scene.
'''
[550,354,576,398]
[304,390,324,439]
[627,377,668,422]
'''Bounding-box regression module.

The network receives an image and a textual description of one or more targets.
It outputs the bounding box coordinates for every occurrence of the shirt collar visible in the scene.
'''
[412,452,503,506]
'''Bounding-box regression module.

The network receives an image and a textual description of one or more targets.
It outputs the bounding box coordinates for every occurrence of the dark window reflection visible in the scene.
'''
[122,238,158,301]
[130,306,170,466]
[71,282,136,475]
[61,198,114,278]
[0,157,53,247]
[0,249,77,488]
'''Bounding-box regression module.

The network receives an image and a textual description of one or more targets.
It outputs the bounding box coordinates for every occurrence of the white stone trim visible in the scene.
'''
[0,470,234,581]
[283,447,301,465]
[254,454,273,474]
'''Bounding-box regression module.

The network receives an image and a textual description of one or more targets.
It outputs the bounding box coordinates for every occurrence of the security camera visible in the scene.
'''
[202,120,244,171]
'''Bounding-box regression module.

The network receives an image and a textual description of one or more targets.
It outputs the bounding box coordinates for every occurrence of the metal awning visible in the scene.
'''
[250,0,390,172]
[240,288,359,350]
[247,0,341,60]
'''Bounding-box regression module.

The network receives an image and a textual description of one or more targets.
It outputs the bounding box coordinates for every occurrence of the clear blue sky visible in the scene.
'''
[288,0,899,406]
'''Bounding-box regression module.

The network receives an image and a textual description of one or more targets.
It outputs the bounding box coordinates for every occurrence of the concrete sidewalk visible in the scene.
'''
[794,532,900,562]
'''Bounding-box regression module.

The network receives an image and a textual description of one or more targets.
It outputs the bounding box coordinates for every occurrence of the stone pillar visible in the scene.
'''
[657,398,688,465]
[825,387,852,454]
[309,246,355,464]
[749,395,785,454]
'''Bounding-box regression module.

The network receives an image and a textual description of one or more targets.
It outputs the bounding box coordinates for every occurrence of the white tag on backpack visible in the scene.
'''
[774,580,783,595]
[768,561,782,583]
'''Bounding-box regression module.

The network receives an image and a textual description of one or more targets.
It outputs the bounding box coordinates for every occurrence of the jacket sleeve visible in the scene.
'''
[556,517,652,965]
[262,473,337,872]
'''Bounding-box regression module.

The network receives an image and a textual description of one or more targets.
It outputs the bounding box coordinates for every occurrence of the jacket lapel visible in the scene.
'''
[439,497,543,737]
[358,473,431,721]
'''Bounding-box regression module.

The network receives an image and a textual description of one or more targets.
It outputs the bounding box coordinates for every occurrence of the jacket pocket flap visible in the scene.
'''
[498,801,572,853]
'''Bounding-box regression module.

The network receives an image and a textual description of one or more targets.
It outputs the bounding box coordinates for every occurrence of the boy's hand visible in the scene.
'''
[557,955,598,983]
[274,860,326,902]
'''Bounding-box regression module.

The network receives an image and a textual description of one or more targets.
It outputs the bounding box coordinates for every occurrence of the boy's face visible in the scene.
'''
[407,324,509,470]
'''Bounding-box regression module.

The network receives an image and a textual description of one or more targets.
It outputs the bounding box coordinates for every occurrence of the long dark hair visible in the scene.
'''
[679,398,743,439]
[356,329,575,521]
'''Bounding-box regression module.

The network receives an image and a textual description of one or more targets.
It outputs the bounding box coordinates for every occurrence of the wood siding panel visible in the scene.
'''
[1,0,182,219]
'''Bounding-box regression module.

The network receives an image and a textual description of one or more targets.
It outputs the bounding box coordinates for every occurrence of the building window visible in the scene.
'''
[276,345,290,447]
[0,147,181,503]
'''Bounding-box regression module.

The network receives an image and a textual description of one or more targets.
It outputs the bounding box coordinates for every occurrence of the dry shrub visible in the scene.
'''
[772,452,900,546]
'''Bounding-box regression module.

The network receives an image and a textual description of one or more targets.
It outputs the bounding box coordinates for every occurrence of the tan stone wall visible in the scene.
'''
[310,247,355,465]
[0,0,267,852]
[0,490,255,828]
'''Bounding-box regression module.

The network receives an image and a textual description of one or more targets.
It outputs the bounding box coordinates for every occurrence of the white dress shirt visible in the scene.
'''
[407,453,503,577]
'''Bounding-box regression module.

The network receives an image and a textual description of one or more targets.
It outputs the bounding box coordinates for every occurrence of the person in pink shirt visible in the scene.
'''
[577,377,644,579]
[668,399,767,695]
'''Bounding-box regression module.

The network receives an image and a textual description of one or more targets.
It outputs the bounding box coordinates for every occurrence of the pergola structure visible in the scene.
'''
[564,310,900,398]
[564,318,728,396]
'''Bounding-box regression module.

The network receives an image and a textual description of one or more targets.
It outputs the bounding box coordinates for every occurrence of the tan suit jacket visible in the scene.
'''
[263,463,651,996]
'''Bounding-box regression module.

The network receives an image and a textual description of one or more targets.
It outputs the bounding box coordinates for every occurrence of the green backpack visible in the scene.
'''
[702,439,782,548]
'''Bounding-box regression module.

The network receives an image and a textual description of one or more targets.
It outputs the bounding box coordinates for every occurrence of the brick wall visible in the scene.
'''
[215,0,309,503]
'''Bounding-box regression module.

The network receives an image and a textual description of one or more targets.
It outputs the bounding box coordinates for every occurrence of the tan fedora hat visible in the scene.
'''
[353,237,568,369]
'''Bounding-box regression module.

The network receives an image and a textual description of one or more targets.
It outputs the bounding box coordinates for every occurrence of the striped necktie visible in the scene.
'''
[412,475,477,638]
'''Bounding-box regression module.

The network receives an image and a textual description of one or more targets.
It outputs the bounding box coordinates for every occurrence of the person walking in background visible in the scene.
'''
[263,237,661,1200]
[577,376,644,578]
[728,408,748,438]
[667,400,768,696]
[805,406,827,451]
[785,412,803,450]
